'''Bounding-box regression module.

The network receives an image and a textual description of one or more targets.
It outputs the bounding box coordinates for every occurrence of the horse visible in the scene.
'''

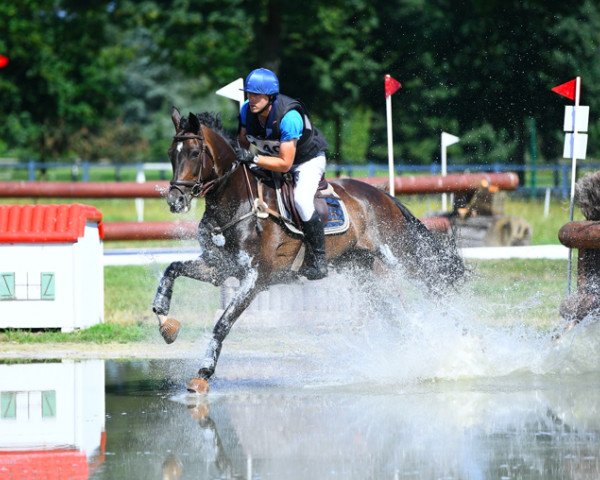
[153,108,466,393]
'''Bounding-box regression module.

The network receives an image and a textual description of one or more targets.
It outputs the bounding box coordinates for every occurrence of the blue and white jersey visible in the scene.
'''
[239,94,328,164]
[240,100,304,143]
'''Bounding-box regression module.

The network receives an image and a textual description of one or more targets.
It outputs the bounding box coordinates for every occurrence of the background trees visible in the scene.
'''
[1,0,599,167]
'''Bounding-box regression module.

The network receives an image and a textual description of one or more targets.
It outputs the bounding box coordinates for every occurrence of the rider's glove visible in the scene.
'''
[239,149,258,165]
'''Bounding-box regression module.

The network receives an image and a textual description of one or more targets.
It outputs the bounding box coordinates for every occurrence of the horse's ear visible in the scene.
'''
[171,106,181,130]
[187,112,200,134]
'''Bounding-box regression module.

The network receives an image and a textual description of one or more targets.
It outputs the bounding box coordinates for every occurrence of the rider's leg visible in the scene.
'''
[300,211,328,279]
[293,155,328,280]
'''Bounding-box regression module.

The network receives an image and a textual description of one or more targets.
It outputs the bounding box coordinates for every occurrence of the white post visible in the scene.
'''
[567,76,581,294]
[135,167,146,222]
[386,93,395,196]
[440,132,460,212]
[544,187,551,218]
[441,140,448,212]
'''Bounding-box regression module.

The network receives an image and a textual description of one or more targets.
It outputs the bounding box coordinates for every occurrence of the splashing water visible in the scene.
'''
[236,267,600,388]
[157,260,600,390]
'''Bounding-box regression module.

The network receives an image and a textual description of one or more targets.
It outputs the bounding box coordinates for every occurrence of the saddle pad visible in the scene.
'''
[276,188,350,236]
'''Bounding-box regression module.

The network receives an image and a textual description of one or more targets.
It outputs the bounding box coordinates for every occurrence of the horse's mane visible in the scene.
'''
[178,110,245,159]
[179,111,233,143]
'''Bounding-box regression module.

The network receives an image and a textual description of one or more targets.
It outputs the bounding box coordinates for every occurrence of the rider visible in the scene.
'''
[238,67,329,280]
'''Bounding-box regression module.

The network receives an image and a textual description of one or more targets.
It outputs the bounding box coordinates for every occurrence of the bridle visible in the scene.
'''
[168,129,247,202]
[168,133,212,198]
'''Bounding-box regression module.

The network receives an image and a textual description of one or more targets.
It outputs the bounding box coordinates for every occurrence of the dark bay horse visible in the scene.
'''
[153,108,466,393]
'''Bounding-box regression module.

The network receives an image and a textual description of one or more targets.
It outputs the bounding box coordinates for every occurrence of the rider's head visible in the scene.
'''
[243,68,279,114]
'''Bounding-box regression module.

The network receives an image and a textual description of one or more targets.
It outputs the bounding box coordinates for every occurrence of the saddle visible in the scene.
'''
[249,167,349,235]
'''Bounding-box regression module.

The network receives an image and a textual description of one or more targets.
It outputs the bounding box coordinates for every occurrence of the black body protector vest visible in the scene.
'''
[244,94,328,165]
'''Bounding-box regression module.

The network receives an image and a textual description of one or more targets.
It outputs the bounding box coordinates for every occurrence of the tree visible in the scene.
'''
[281,0,381,163]
[0,1,124,159]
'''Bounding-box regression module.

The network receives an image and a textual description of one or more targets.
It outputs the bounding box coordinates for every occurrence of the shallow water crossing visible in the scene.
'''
[1,349,600,479]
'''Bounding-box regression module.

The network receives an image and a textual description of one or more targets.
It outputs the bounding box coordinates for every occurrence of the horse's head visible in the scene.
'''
[167,108,235,213]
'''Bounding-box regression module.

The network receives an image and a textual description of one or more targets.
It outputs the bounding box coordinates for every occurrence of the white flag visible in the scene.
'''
[563,133,588,159]
[441,132,460,149]
[216,78,245,106]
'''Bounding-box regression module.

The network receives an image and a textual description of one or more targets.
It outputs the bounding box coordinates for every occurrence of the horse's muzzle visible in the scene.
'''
[167,187,190,213]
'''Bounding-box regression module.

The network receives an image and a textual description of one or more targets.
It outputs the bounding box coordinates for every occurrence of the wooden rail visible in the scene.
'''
[0,172,518,198]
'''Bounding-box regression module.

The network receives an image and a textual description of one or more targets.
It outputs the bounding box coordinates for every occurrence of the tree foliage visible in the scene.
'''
[1,0,599,166]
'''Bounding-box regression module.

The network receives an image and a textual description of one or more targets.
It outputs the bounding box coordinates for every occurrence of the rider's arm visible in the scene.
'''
[255,140,296,172]
[254,109,302,172]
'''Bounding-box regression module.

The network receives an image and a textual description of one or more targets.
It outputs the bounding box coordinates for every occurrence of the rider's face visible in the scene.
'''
[248,93,270,114]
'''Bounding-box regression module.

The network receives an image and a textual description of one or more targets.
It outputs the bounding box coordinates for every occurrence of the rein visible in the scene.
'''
[169,133,241,198]
[169,131,273,235]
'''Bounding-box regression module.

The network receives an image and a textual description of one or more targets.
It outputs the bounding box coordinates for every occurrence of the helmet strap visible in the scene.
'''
[256,95,276,116]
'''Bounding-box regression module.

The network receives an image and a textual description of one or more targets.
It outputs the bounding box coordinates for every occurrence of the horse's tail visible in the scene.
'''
[392,197,467,293]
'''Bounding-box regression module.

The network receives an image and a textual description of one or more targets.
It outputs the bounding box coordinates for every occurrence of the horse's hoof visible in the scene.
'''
[159,318,181,344]
[187,377,210,394]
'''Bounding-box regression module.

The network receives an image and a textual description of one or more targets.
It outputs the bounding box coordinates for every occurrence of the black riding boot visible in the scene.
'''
[300,211,328,280]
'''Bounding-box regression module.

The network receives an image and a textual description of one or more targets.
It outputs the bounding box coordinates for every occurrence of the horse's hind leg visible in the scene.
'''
[188,272,262,393]
[153,259,225,343]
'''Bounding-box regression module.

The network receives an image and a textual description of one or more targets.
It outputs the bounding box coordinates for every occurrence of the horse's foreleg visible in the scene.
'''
[153,260,225,343]
[192,269,262,390]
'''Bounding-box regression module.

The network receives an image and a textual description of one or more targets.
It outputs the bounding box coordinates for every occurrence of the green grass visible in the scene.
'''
[103,264,219,332]
[465,259,567,329]
[1,322,151,343]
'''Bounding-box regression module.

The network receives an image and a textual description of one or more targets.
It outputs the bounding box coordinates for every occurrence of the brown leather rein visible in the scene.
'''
[168,133,276,235]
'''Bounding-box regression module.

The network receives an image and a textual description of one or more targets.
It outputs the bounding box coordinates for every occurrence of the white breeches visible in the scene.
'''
[290,154,327,221]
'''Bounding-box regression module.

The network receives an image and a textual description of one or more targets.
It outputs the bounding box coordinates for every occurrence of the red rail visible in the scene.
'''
[0,181,170,198]
[359,172,519,194]
[104,221,197,241]
[0,172,518,198]
[102,216,449,241]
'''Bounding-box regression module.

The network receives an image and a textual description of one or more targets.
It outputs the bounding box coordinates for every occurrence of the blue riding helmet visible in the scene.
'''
[243,68,279,95]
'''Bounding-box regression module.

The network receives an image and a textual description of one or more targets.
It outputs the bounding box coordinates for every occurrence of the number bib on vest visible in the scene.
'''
[246,135,281,156]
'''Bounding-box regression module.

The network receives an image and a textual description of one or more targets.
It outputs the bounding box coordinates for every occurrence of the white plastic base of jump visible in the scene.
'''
[461,244,569,260]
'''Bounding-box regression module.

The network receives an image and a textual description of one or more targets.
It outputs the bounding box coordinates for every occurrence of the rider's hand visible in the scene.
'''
[239,149,258,165]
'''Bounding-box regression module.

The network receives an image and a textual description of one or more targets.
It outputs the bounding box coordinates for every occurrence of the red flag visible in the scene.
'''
[551,78,576,101]
[0,55,8,68]
[385,74,401,97]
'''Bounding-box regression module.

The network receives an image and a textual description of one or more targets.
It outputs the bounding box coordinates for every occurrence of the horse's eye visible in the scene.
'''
[191,150,200,158]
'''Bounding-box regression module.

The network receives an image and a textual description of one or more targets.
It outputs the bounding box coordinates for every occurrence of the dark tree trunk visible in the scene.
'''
[258,0,282,72]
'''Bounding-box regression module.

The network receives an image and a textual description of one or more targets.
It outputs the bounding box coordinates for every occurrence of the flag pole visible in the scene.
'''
[386,88,395,197]
[568,76,581,223]
[441,137,448,212]
[566,76,581,294]
[384,74,401,196]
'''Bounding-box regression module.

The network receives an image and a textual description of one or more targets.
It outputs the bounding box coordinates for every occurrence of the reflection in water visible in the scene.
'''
[0,360,106,479]
[94,360,600,480]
